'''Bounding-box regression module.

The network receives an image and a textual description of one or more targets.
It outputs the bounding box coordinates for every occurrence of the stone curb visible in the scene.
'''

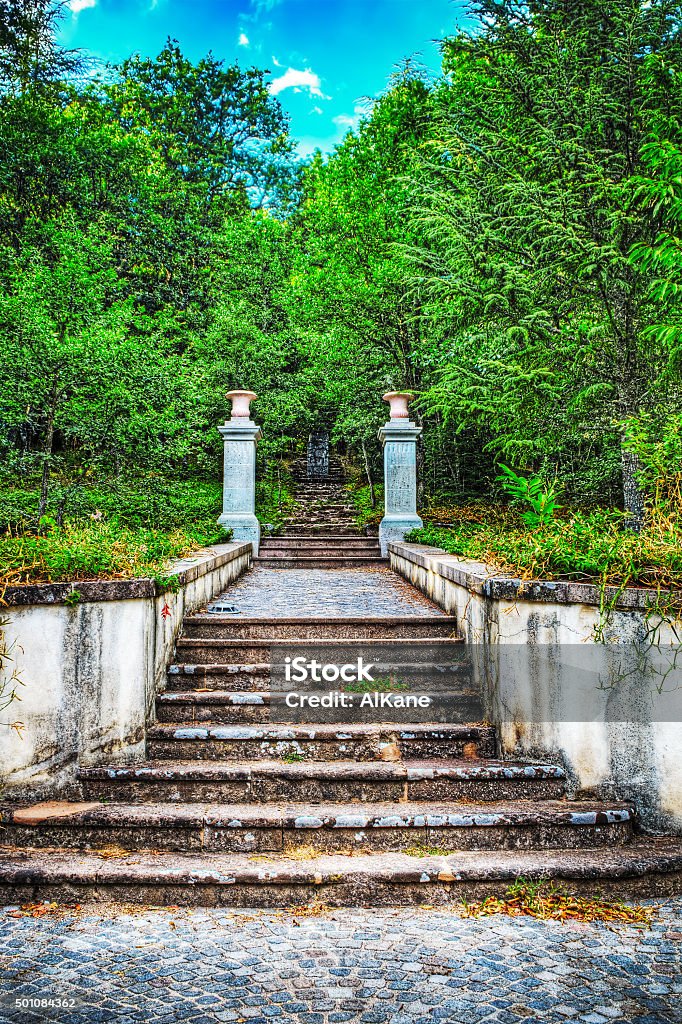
[389,543,679,611]
[1,543,251,607]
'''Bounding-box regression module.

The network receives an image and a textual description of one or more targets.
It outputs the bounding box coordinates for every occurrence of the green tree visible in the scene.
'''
[0,223,133,513]
[410,0,682,523]
[105,40,298,216]
[290,70,435,485]
[0,0,83,96]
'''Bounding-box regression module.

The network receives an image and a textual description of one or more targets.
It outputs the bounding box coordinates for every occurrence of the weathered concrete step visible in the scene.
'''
[259,541,380,552]
[255,556,386,568]
[3,842,680,907]
[167,664,269,691]
[0,800,635,854]
[155,690,483,725]
[280,528,365,536]
[260,536,376,544]
[174,636,463,664]
[260,537,378,548]
[291,500,350,506]
[165,661,473,692]
[292,492,349,498]
[147,722,496,760]
[258,552,378,561]
[290,514,357,520]
[183,615,458,640]
[78,759,567,804]
[255,556,385,567]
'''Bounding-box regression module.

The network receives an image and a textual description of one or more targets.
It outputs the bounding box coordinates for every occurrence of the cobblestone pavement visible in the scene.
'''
[1,901,680,1024]
[215,565,445,617]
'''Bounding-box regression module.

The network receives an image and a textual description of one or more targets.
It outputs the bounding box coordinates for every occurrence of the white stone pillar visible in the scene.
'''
[217,390,262,555]
[378,391,423,557]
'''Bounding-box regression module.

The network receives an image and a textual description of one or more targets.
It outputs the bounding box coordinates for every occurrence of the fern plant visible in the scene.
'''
[496,465,562,528]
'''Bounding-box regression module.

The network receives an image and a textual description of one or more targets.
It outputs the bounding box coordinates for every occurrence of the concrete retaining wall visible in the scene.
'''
[389,542,682,834]
[1,543,251,801]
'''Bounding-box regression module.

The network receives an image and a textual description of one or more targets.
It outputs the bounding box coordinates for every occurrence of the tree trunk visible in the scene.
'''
[361,439,376,508]
[621,445,646,533]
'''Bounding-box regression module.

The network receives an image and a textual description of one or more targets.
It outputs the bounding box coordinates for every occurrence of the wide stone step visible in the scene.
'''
[146,722,496,760]
[290,501,350,507]
[255,556,386,568]
[291,513,356,519]
[280,527,365,536]
[182,615,459,640]
[3,842,680,907]
[154,689,483,725]
[261,536,378,547]
[258,546,381,557]
[174,636,462,664]
[165,661,473,693]
[253,561,385,569]
[78,759,567,804]
[166,663,270,691]
[259,540,380,552]
[0,799,635,854]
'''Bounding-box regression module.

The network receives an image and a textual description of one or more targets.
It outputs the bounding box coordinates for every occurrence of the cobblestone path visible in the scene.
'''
[214,565,445,617]
[1,901,680,1024]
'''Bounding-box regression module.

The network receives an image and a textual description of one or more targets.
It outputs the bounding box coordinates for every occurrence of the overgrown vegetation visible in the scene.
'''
[1,0,682,584]
[0,520,232,587]
[409,510,682,591]
[460,879,656,927]
[0,479,233,585]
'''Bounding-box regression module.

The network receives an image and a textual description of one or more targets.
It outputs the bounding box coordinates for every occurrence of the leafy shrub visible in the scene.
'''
[495,465,562,527]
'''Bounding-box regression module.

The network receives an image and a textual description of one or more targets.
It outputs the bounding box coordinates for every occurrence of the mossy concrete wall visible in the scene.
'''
[1,543,251,801]
[389,542,682,834]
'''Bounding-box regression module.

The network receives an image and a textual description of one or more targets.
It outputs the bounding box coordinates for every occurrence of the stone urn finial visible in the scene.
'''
[226,390,257,419]
[383,391,414,420]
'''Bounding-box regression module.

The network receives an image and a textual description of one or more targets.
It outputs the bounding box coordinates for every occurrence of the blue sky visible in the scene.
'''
[60,0,471,155]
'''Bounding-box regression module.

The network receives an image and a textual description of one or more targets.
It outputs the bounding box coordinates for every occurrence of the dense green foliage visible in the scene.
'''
[408,513,682,590]
[1,0,681,582]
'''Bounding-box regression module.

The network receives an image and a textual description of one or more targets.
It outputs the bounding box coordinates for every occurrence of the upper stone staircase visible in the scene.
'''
[257,454,385,568]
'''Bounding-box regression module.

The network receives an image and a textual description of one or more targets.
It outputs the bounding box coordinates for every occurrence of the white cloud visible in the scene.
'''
[68,0,96,12]
[333,104,366,132]
[238,33,250,47]
[272,56,282,68]
[268,67,328,99]
[312,106,323,115]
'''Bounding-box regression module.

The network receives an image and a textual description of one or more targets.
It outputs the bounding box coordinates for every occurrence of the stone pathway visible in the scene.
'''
[1,901,680,1023]
[215,565,445,618]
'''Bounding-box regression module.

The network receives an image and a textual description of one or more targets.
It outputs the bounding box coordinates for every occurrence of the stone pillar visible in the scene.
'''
[378,391,423,557]
[217,390,262,555]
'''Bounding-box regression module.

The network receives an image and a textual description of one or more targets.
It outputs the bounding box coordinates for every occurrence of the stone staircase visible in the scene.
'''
[1,450,681,905]
[257,455,384,568]
[1,606,681,905]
